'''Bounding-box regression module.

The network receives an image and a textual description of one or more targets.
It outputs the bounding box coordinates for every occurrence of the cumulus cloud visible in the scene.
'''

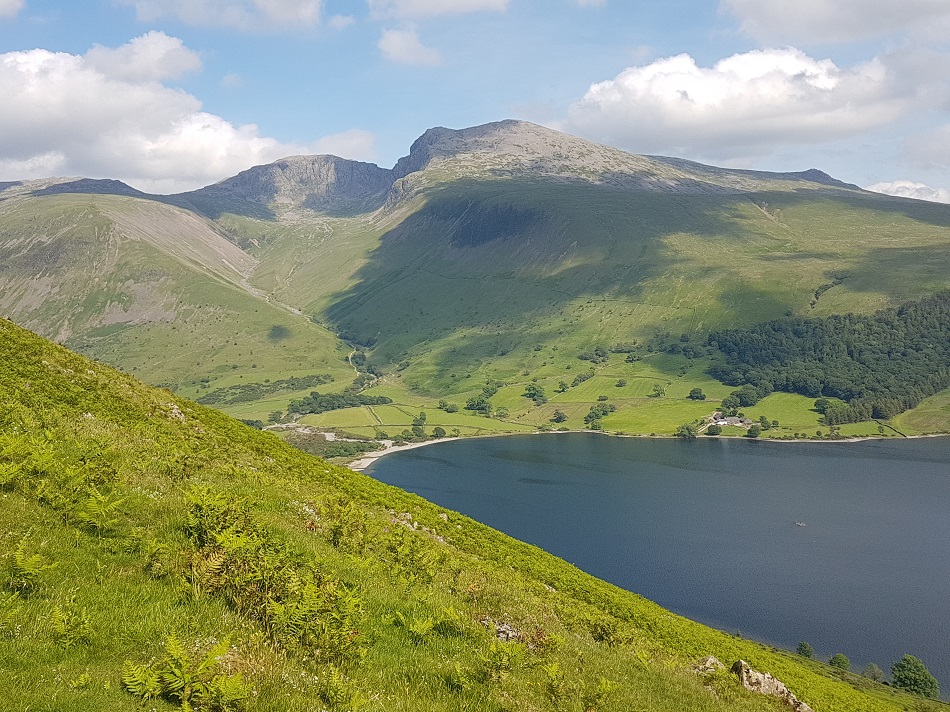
[722,0,950,43]
[866,180,950,204]
[120,0,322,31]
[368,0,506,19]
[566,47,948,162]
[378,26,441,66]
[0,36,375,193]
[85,31,201,82]
[0,0,23,19]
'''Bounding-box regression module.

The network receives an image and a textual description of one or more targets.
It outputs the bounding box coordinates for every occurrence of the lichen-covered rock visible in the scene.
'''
[731,660,813,712]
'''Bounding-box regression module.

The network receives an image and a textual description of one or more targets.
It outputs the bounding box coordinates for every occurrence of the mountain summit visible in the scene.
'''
[176,120,861,215]
[180,154,394,217]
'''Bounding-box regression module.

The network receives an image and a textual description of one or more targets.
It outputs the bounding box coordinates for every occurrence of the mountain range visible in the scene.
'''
[3,119,950,434]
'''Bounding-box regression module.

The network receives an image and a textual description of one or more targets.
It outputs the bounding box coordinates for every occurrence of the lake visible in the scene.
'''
[367,433,950,692]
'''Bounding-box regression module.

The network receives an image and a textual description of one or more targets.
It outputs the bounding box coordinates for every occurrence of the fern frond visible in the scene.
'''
[121,660,161,700]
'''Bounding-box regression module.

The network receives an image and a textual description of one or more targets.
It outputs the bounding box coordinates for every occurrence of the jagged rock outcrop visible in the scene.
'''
[181,155,393,216]
[731,660,814,712]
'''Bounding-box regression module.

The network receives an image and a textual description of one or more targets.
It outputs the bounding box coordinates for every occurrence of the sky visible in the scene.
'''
[2,0,950,200]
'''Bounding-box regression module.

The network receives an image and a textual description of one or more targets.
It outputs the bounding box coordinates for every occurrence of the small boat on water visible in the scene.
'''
[795,521,807,527]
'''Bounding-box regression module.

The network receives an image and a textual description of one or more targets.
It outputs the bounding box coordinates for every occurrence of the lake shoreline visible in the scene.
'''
[346,427,949,470]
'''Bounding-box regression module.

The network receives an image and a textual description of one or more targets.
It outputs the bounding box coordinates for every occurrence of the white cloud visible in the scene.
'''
[121,0,322,31]
[0,151,65,178]
[866,180,950,204]
[566,47,948,162]
[368,0,506,19]
[328,13,355,29]
[722,0,950,43]
[0,0,23,19]
[906,124,950,170]
[0,38,374,193]
[378,26,441,66]
[85,31,201,82]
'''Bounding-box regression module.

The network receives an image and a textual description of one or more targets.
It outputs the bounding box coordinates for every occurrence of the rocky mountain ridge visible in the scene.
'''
[2,120,866,218]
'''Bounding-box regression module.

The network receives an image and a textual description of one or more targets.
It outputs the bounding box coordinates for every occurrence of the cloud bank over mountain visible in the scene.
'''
[566,46,949,164]
[0,32,375,192]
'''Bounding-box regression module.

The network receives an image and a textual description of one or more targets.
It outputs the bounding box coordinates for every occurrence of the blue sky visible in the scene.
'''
[2,0,950,200]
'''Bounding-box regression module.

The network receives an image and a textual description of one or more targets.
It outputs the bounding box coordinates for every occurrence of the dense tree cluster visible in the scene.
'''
[584,402,616,426]
[197,374,334,405]
[523,383,548,404]
[708,291,950,422]
[287,391,392,416]
[571,369,595,388]
[578,346,609,364]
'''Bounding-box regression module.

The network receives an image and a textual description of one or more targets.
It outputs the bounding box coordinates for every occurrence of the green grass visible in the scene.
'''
[891,388,950,436]
[298,402,537,438]
[3,317,942,712]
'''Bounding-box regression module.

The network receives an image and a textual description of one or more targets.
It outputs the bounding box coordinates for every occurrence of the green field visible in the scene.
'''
[892,388,950,435]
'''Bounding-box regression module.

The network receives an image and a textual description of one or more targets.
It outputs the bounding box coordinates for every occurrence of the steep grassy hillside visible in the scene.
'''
[0,189,353,405]
[2,320,941,711]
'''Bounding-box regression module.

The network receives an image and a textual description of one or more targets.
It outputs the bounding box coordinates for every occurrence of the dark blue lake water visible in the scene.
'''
[367,434,950,692]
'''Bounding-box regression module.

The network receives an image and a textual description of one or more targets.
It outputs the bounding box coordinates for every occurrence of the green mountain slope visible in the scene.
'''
[3,120,950,434]
[314,123,950,397]
[0,319,938,711]
[0,186,353,404]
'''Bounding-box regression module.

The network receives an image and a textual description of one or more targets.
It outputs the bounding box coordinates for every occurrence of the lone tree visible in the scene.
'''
[796,641,814,659]
[891,655,939,698]
[551,410,568,423]
[688,387,706,401]
[675,423,698,439]
[829,653,850,671]
[862,663,884,682]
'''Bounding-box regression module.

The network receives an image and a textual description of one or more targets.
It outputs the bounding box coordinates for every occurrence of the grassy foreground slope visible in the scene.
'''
[0,320,938,712]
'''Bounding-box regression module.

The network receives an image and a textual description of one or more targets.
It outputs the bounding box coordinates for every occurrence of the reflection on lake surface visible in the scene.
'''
[368,434,950,692]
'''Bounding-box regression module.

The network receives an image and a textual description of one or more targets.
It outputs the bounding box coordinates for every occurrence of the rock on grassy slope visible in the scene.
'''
[0,318,937,711]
